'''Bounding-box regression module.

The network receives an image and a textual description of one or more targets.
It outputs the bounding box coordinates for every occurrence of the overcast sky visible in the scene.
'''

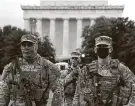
[0,0,134,29]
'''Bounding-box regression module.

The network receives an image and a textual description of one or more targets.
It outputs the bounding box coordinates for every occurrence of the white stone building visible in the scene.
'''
[21,0,124,59]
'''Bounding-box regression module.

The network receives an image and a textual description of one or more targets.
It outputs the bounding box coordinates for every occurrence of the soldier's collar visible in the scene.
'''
[98,56,111,66]
[22,54,41,64]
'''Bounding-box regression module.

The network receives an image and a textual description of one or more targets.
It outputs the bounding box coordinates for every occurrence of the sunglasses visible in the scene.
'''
[71,57,79,60]
[21,42,34,47]
[97,44,109,48]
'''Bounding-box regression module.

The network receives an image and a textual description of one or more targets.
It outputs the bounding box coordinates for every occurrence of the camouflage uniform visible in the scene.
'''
[63,51,81,106]
[72,36,135,106]
[64,67,79,106]
[72,59,135,106]
[0,34,63,106]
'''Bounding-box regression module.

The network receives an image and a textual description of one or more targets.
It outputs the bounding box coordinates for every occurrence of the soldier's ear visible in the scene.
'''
[78,58,81,63]
[94,46,97,54]
[35,43,38,51]
[109,46,113,53]
[69,58,72,64]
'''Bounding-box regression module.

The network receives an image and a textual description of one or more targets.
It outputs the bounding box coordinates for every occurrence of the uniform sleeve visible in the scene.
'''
[72,80,80,106]
[72,66,89,106]
[1,62,14,81]
[47,61,61,91]
[64,71,75,88]
[64,68,79,88]
[46,60,63,106]
[118,63,135,105]
[0,62,14,106]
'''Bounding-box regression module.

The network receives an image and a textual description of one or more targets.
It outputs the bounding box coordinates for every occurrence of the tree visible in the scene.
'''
[81,17,135,74]
[38,36,56,63]
[0,25,27,73]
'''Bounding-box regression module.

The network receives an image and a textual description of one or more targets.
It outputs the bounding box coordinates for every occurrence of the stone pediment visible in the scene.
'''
[40,1,108,6]
[21,5,124,10]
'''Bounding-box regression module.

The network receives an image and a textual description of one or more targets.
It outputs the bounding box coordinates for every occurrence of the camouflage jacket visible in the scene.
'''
[1,54,63,106]
[72,59,135,106]
[64,66,80,88]
[64,67,79,97]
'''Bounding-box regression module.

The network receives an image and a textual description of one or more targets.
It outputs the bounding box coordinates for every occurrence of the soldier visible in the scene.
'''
[1,34,63,106]
[63,51,81,106]
[72,36,135,106]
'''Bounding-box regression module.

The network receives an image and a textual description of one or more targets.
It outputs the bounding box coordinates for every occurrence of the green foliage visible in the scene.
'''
[0,25,27,73]
[82,17,135,73]
[38,36,56,63]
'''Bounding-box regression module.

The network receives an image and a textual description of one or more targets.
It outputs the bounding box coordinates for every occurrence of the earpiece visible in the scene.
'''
[109,46,113,53]
[94,46,97,54]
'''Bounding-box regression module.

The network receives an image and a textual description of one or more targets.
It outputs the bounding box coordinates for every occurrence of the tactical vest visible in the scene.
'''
[8,57,49,106]
[80,59,131,106]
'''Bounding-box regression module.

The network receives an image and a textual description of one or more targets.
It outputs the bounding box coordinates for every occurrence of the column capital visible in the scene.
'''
[23,18,30,20]
[63,18,69,20]
[36,18,43,20]
[76,17,83,20]
[50,18,56,20]
[89,18,95,20]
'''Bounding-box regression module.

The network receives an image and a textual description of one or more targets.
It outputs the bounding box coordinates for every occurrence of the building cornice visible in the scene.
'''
[21,5,124,10]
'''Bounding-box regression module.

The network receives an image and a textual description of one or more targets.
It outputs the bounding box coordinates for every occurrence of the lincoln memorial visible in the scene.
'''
[21,0,124,59]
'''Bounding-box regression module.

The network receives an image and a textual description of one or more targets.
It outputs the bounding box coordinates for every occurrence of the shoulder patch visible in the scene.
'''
[110,59,119,68]
[85,60,98,73]
[110,59,120,75]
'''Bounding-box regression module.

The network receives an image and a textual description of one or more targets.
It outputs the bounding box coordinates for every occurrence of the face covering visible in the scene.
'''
[97,47,109,59]
[70,57,80,68]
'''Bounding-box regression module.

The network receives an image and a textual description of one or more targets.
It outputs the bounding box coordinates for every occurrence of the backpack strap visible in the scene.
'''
[39,57,50,87]
[38,57,50,103]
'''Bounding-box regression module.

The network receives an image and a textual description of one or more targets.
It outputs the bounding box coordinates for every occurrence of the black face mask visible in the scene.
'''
[97,47,109,59]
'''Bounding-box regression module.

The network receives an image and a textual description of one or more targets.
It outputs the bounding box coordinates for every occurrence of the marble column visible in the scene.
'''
[50,18,56,48]
[36,18,42,38]
[24,18,30,32]
[90,18,95,26]
[63,18,69,57]
[77,18,83,49]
